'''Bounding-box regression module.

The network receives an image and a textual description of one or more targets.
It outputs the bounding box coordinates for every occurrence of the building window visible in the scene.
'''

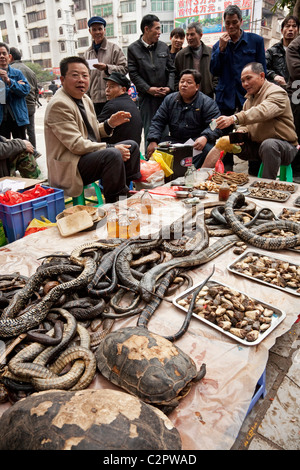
[0,4,4,15]
[29,26,48,39]
[77,18,87,30]
[78,37,89,47]
[74,0,86,11]
[106,23,114,37]
[160,21,173,34]
[60,42,65,52]
[27,10,46,23]
[59,26,63,35]
[17,35,21,43]
[121,21,136,35]
[57,9,62,18]
[32,42,50,53]
[120,1,136,13]
[0,20,7,30]
[150,0,174,12]
[93,3,113,17]
[15,20,19,28]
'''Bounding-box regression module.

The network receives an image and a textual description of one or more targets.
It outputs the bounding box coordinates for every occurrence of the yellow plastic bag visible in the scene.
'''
[151,150,174,177]
[25,216,56,236]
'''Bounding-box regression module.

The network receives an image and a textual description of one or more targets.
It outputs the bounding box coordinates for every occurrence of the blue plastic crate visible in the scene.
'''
[0,186,65,243]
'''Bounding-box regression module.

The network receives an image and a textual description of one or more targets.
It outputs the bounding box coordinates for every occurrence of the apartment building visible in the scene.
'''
[0,0,285,73]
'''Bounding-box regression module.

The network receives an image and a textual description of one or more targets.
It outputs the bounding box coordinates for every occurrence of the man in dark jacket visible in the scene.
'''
[98,72,142,145]
[128,14,175,149]
[147,69,222,168]
[175,22,217,97]
[265,15,299,88]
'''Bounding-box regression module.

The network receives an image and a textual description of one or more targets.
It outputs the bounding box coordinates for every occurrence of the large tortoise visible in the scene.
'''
[95,326,206,413]
[0,389,182,450]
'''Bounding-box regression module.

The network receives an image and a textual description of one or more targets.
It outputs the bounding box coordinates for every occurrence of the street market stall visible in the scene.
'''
[0,169,299,450]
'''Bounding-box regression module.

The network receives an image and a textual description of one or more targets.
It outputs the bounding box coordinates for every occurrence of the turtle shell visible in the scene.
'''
[0,389,182,450]
[95,326,201,406]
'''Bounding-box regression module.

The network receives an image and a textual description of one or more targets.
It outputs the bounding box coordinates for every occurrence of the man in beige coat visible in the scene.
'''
[202,62,298,179]
[84,16,128,115]
[44,56,140,202]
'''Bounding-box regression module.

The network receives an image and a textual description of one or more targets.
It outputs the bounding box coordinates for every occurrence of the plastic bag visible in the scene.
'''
[215,150,225,173]
[24,216,56,236]
[146,169,165,184]
[0,184,54,205]
[151,150,173,177]
[138,160,162,182]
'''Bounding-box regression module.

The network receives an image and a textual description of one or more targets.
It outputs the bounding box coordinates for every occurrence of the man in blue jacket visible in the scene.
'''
[210,5,266,173]
[146,69,222,167]
[0,43,30,140]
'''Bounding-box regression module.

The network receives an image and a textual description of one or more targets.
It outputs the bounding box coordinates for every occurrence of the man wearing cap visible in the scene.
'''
[84,16,128,115]
[98,72,142,145]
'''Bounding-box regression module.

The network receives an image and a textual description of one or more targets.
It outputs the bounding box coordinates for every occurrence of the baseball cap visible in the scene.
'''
[88,16,106,28]
[103,72,131,90]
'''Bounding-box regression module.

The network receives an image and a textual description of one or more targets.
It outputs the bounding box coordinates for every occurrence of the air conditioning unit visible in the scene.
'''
[117,12,122,17]
[142,0,147,6]
[123,37,128,43]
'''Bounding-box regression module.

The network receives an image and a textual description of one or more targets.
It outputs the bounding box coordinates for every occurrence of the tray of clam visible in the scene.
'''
[228,251,300,296]
[173,280,285,345]
[249,180,297,193]
[247,186,291,202]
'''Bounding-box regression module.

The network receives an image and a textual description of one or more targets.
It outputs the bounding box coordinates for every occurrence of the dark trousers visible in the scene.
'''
[238,138,297,179]
[26,112,36,148]
[0,113,26,139]
[139,94,169,154]
[77,140,141,203]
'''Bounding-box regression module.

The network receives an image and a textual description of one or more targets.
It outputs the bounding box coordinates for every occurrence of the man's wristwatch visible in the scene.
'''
[233,115,239,125]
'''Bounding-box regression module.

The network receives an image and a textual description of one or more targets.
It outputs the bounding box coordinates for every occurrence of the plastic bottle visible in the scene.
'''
[141,190,153,215]
[128,208,140,238]
[118,213,130,239]
[184,166,194,188]
[106,208,119,238]
[218,181,230,201]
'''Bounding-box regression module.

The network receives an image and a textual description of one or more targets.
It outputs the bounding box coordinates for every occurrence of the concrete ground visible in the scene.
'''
[34,99,300,451]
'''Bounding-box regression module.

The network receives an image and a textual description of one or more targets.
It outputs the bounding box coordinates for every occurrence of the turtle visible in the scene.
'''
[0,389,182,450]
[95,326,206,414]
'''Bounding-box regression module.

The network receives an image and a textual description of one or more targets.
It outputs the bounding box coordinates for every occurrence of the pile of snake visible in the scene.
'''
[1,192,299,404]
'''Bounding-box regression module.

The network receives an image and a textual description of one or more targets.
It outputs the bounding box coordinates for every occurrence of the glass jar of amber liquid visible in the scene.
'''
[107,208,119,238]
[128,208,140,238]
[141,189,153,215]
[218,181,230,201]
[118,213,130,239]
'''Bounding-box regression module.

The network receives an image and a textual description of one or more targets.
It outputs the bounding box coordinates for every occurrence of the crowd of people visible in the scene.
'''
[1,6,300,202]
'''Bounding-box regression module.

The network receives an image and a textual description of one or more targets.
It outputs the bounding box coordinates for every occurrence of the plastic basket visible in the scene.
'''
[0,186,65,243]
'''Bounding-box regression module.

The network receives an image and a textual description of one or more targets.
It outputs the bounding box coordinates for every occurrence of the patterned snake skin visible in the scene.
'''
[224,192,300,250]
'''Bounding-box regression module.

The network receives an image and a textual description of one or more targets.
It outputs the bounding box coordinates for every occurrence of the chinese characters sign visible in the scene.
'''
[175,0,253,46]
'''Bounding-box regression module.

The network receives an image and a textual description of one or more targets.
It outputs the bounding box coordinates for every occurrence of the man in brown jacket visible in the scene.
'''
[84,16,128,115]
[44,56,140,203]
[202,62,298,180]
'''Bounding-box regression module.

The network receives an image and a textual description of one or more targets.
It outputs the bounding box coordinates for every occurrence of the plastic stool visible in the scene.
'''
[247,369,266,415]
[72,182,104,207]
[257,163,293,182]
